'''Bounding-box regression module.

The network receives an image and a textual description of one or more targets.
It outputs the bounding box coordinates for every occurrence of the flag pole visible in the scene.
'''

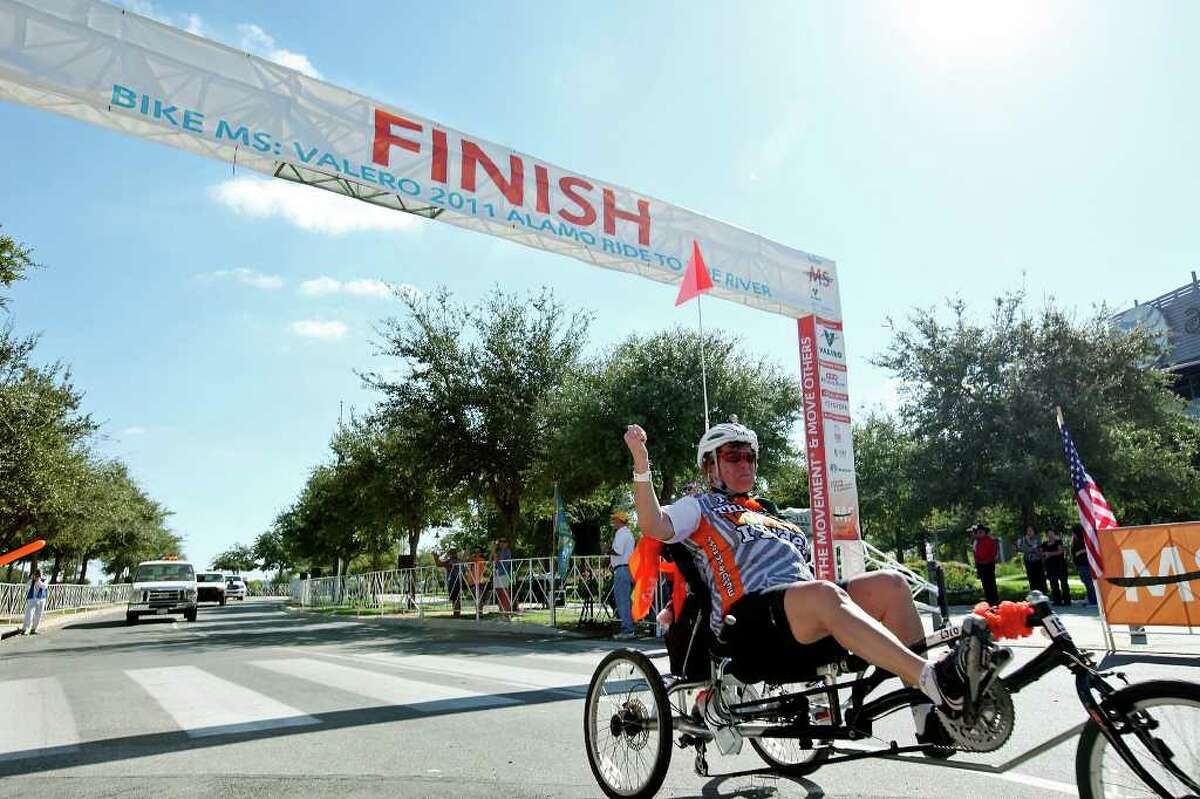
[550,482,558,628]
[698,295,711,431]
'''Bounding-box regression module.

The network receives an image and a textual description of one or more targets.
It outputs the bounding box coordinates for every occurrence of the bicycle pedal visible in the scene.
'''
[694,752,709,777]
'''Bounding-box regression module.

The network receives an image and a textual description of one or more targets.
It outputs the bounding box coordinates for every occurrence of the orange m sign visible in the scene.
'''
[1097,522,1200,627]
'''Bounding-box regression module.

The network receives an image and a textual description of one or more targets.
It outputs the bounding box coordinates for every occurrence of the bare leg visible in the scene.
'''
[843,571,924,649]
[782,580,927,687]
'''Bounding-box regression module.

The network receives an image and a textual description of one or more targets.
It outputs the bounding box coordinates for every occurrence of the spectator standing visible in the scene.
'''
[969,524,1000,606]
[22,568,48,635]
[433,547,464,617]
[609,510,637,640]
[1017,527,1048,596]
[1041,529,1071,606]
[467,550,487,613]
[491,538,516,614]
[1070,523,1098,606]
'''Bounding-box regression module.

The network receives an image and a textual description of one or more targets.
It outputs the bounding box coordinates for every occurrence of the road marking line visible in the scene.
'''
[0,677,80,761]
[318,650,587,692]
[126,666,318,737]
[195,621,359,636]
[251,658,521,712]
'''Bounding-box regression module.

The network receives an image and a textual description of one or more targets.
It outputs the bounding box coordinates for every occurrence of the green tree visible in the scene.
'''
[874,291,1182,545]
[0,226,35,310]
[367,286,590,545]
[852,413,924,561]
[545,327,803,502]
[211,544,257,573]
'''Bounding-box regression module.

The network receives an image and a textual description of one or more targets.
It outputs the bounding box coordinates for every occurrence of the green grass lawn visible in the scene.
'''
[948,574,1088,605]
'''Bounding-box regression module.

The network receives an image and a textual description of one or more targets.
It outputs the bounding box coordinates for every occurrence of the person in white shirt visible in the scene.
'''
[23,568,48,635]
[609,511,637,639]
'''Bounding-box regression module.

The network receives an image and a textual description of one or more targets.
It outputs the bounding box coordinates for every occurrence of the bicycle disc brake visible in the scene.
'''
[937,680,1015,752]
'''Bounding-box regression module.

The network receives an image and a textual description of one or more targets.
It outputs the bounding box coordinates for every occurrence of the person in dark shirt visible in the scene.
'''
[1016,527,1048,596]
[969,523,1000,606]
[1070,524,1098,606]
[1040,529,1070,606]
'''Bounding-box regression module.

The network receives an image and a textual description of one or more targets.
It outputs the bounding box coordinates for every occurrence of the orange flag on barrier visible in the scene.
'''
[629,537,661,620]
[629,537,688,621]
[674,240,714,306]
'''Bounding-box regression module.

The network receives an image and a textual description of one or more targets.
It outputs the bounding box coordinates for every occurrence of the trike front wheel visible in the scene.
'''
[1076,679,1200,799]
[584,648,673,798]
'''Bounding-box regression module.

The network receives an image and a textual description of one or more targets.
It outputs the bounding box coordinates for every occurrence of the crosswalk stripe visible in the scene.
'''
[126,666,318,737]
[251,658,521,712]
[333,651,588,691]
[0,678,79,761]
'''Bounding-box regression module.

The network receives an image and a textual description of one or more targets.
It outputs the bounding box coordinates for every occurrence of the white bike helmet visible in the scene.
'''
[696,418,759,469]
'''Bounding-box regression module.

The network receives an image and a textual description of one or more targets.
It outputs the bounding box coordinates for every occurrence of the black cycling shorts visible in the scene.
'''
[722,583,849,684]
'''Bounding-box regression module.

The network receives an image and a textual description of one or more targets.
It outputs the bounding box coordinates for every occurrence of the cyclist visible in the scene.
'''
[624,420,1007,751]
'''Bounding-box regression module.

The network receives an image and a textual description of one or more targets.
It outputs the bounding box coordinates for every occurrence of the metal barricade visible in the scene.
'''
[1,582,132,624]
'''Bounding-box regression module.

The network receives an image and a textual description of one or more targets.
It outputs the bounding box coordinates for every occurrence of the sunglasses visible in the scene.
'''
[718,451,757,465]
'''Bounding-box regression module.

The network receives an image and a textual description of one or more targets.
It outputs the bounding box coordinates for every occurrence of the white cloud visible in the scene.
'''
[237,23,320,79]
[199,267,284,290]
[210,178,420,236]
[343,279,393,299]
[122,426,147,436]
[299,276,421,301]
[299,277,342,297]
[110,1,205,38]
[289,320,348,340]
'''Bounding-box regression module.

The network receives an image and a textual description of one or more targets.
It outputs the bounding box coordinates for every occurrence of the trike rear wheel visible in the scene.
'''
[584,648,673,798]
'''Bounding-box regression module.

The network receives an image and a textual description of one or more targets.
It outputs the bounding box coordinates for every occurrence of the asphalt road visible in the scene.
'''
[0,598,1195,798]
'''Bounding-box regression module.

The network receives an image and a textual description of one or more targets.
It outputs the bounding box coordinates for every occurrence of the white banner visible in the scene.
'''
[0,0,842,322]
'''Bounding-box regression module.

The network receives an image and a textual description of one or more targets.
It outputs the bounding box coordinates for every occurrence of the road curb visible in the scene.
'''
[284,604,593,639]
[1,603,125,642]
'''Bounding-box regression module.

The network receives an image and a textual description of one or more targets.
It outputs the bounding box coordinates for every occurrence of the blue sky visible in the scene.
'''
[0,1,1192,574]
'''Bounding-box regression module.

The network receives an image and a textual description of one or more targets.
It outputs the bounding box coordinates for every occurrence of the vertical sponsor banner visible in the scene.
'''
[798,315,862,581]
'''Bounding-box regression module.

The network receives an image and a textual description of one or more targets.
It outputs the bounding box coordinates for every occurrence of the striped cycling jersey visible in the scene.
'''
[664,491,813,633]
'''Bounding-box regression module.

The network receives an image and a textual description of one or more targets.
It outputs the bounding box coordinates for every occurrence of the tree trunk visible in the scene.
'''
[49,556,61,584]
[661,474,677,504]
[1021,502,1034,535]
[77,555,89,584]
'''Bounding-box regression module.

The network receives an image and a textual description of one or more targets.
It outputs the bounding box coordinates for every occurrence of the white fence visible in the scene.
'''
[1,582,132,624]
[290,549,941,631]
[292,556,625,628]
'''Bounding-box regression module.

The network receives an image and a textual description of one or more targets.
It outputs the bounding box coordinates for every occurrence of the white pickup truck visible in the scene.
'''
[126,559,198,624]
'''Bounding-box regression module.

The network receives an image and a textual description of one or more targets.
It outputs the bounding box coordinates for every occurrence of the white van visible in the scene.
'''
[126,559,198,624]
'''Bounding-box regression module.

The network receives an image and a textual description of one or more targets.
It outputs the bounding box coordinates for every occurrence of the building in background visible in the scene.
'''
[1113,272,1200,418]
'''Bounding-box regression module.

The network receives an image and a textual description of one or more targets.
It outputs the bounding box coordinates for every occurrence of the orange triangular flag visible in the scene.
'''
[674,240,714,306]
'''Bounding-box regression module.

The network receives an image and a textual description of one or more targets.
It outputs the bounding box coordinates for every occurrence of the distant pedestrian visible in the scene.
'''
[1041,529,1070,606]
[969,523,1000,606]
[1017,526,1048,596]
[22,568,48,635]
[467,550,487,613]
[609,510,637,640]
[491,538,516,614]
[1070,523,1098,606]
[434,547,464,617]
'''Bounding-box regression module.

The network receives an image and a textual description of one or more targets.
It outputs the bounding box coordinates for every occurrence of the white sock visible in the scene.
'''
[918,661,944,705]
[912,702,933,735]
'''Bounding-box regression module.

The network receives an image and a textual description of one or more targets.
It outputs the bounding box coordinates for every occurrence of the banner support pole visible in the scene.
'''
[697,296,710,431]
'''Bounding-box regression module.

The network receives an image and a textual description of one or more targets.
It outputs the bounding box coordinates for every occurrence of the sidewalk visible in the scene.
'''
[1,604,125,641]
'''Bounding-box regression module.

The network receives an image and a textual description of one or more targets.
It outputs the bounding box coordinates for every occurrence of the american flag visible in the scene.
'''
[1057,411,1116,577]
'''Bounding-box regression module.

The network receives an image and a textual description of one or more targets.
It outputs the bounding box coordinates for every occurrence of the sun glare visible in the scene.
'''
[896,1,1053,64]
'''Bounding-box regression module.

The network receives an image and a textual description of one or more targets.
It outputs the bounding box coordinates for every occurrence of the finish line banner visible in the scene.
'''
[0,0,840,322]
